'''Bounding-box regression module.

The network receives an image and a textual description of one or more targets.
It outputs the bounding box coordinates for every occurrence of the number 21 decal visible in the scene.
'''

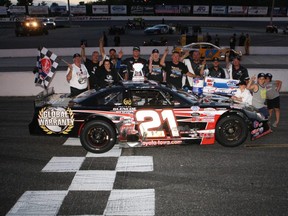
[135,109,180,138]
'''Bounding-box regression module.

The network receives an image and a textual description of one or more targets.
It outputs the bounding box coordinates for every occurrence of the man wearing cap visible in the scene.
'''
[147,49,164,82]
[207,57,226,78]
[81,41,101,89]
[247,73,269,118]
[226,54,249,82]
[231,80,252,105]
[66,53,90,97]
[120,46,148,80]
[160,48,191,89]
[265,73,282,127]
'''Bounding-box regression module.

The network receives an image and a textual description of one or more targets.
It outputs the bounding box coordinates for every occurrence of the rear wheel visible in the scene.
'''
[80,120,116,153]
[215,115,248,147]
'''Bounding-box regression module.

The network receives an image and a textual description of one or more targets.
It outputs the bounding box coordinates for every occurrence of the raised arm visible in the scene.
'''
[160,47,169,67]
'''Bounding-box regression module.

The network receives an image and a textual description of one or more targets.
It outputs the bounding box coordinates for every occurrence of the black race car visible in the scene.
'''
[29,81,272,153]
[15,17,48,36]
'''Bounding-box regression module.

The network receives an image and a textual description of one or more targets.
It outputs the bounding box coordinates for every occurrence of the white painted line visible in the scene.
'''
[104,189,155,216]
[86,145,121,157]
[41,157,85,172]
[63,137,81,146]
[116,156,154,172]
[6,190,68,216]
[68,170,116,191]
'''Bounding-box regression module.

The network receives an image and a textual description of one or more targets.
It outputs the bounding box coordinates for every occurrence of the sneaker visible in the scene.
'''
[272,122,278,128]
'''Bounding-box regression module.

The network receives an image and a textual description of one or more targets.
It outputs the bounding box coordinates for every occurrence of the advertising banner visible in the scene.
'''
[110,5,127,15]
[70,5,86,14]
[131,5,143,15]
[248,7,268,16]
[28,6,49,15]
[179,5,191,14]
[143,6,154,15]
[92,5,108,14]
[228,6,248,15]
[272,7,287,17]
[50,6,66,14]
[193,5,209,15]
[0,6,7,15]
[9,6,26,14]
[211,6,226,15]
[155,5,179,14]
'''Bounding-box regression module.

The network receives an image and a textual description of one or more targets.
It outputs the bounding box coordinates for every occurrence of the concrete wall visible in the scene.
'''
[1,46,288,58]
[0,69,287,96]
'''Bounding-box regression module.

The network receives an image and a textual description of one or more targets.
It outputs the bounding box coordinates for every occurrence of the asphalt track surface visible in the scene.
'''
[1,20,288,216]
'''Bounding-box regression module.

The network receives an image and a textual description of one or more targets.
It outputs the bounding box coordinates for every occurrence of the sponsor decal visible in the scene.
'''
[113,106,136,113]
[142,140,182,146]
[38,107,74,134]
[191,106,200,111]
[123,98,132,106]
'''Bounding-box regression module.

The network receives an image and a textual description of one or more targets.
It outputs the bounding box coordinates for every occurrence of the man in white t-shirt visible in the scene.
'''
[66,53,90,97]
[231,80,252,105]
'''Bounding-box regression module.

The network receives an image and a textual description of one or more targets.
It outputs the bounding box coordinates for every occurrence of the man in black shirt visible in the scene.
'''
[226,55,249,81]
[81,44,101,89]
[160,49,191,89]
[120,46,148,80]
[207,57,226,78]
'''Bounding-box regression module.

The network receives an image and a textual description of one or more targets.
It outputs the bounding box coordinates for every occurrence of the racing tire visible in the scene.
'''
[80,120,116,153]
[215,115,248,147]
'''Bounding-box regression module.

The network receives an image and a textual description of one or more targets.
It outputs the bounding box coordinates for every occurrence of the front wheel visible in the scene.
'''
[80,120,116,153]
[215,115,248,147]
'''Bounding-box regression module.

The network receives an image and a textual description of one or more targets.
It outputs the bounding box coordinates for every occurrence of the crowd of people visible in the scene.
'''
[65,36,282,127]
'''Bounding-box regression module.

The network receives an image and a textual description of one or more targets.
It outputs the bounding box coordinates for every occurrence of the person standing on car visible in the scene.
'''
[207,57,226,78]
[119,46,148,81]
[265,73,282,127]
[81,42,102,89]
[247,73,269,118]
[160,48,191,89]
[66,53,90,97]
[97,59,119,88]
[147,49,164,82]
[226,54,249,82]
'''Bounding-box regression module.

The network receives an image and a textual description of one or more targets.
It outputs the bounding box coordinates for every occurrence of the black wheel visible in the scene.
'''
[80,120,116,153]
[215,115,248,147]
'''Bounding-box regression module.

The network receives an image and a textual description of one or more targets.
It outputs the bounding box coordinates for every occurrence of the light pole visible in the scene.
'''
[270,0,275,25]
[67,0,71,26]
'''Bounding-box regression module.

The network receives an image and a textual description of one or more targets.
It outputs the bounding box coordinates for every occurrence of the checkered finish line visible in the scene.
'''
[7,138,155,216]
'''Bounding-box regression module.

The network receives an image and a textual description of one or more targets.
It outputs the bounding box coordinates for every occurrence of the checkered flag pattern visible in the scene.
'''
[35,47,59,88]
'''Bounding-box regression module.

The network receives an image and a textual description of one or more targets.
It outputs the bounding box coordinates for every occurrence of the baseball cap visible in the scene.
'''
[133,46,140,51]
[257,73,266,78]
[213,57,220,62]
[265,73,273,79]
[236,80,247,86]
[152,49,159,54]
[73,53,81,58]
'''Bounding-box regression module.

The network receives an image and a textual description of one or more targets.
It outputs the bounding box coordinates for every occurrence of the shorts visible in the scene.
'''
[267,96,280,109]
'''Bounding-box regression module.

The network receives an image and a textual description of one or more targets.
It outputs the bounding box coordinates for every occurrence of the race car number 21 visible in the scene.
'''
[135,110,179,138]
